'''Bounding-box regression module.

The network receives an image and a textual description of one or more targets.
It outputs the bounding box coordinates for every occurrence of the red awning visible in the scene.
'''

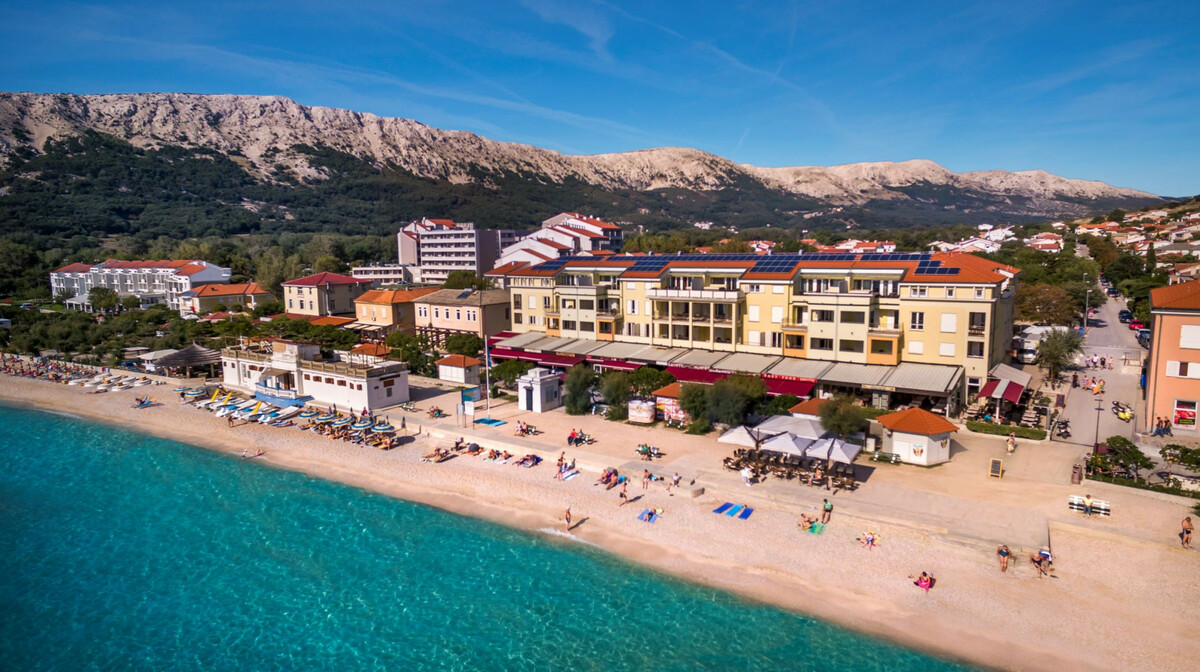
[1001,381,1024,404]
[536,353,584,368]
[666,366,726,385]
[981,378,1025,404]
[764,378,815,397]
[589,359,642,371]
[979,379,999,398]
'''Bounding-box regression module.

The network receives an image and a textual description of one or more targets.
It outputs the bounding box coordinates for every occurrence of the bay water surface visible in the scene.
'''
[0,404,974,671]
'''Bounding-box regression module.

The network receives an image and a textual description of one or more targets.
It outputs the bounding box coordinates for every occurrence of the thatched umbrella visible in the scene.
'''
[153,343,222,379]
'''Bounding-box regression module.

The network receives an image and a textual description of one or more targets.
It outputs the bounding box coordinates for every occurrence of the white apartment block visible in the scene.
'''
[51,259,231,311]
[350,263,419,286]
[397,218,516,284]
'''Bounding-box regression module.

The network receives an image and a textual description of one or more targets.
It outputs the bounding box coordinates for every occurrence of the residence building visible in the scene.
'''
[221,339,409,411]
[52,259,231,312]
[180,282,274,316]
[350,287,441,339]
[282,272,373,318]
[412,288,511,345]
[398,218,516,284]
[486,251,1019,410]
[1145,280,1200,434]
[495,212,623,269]
[350,263,419,286]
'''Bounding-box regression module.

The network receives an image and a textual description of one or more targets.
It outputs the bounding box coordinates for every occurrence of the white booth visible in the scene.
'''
[876,407,958,466]
[516,367,562,413]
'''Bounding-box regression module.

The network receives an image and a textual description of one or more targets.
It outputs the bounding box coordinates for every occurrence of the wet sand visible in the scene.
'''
[3,375,1197,672]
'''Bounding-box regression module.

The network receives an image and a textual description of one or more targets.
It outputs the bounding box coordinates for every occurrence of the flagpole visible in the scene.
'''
[481,286,492,419]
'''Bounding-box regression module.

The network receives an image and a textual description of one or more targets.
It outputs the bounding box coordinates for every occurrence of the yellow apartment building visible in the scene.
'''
[281,272,373,317]
[487,252,1018,410]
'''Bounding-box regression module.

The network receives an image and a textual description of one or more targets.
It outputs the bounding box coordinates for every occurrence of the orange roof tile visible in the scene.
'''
[1151,279,1200,311]
[283,272,367,287]
[350,343,392,357]
[788,398,828,415]
[877,408,958,435]
[309,316,356,327]
[652,382,681,398]
[356,288,440,304]
[436,354,483,367]
[188,283,270,298]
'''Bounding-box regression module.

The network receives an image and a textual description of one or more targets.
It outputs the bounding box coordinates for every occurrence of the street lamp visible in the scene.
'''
[1084,289,1092,334]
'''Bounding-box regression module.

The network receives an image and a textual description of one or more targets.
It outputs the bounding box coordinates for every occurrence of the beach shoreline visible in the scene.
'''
[3,376,1196,672]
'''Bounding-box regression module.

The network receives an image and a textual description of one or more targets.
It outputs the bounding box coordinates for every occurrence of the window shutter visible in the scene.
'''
[1181,325,1200,349]
[940,313,957,333]
[771,306,783,323]
[908,341,924,355]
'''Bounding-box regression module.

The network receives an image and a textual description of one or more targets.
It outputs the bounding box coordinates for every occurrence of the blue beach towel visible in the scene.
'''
[737,507,754,520]
[725,505,744,517]
[712,502,734,514]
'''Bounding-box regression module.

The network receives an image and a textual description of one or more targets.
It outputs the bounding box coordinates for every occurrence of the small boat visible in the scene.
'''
[351,419,375,431]
[200,392,233,410]
[111,383,133,391]
[215,400,254,418]
[68,377,89,386]
[83,377,106,388]
[270,406,302,423]
[184,388,208,398]
[133,377,152,387]
[269,421,295,428]
[233,402,264,420]
[372,423,396,434]
[172,386,191,393]
[297,409,320,419]
[246,405,276,423]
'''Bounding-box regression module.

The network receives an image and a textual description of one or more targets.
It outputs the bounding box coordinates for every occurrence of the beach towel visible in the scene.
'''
[737,507,754,520]
[638,508,659,523]
[712,502,734,514]
[809,522,825,535]
[563,471,580,481]
[725,505,744,518]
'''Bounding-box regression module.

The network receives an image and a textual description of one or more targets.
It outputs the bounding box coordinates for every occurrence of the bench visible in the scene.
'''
[1068,495,1111,517]
[870,451,902,464]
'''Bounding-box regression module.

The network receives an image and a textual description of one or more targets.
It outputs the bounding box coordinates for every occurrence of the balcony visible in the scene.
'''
[555,283,609,298]
[968,325,987,336]
[544,307,560,317]
[647,287,742,302]
[868,325,902,338]
[781,321,808,332]
[256,383,301,399]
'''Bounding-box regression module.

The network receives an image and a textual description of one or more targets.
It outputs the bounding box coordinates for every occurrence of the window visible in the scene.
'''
[969,312,986,332]
[870,339,893,355]
[967,376,982,397]
[513,295,522,309]
[967,341,985,358]
[1181,325,1200,349]
[580,321,595,332]
[748,306,761,322]
[467,310,476,321]
[337,380,346,387]
[748,330,761,346]
[627,300,637,315]
[940,313,957,333]
[841,311,865,324]
[910,312,925,330]
[418,305,427,317]
[939,342,956,357]
[356,384,362,390]
[946,288,955,298]
[386,388,392,398]
[908,341,924,355]
[773,285,785,294]
[625,282,634,290]
[563,320,577,330]
[543,297,551,309]
[514,313,523,324]
[325,377,334,384]
[1167,361,1200,379]
[769,332,782,347]
[839,339,864,353]
[813,310,835,322]
[1174,400,1197,427]
[434,308,440,318]
[580,300,594,310]
[745,284,762,293]
[811,338,834,351]
[974,288,985,299]
[288,298,293,308]
[771,306,784,323]
[909,286,927,297]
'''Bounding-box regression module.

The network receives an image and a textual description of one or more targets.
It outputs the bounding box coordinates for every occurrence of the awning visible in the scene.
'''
[532,353,584,368]
[488,347,539,362]
[978,379,999,398]
[260,368,291,379]
[763,378,816,397]
[666,366,726,385]
[981,379,1025,404]
[589,359,643,371]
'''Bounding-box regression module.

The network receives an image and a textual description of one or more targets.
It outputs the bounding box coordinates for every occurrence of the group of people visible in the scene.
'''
[1086,353,1114,371]
[996,544,1055,577]
[554,452,576,480]
[566,429,591,446]
[427,406,446,419]
[1150,417,1176,437]
[513,420,536,437]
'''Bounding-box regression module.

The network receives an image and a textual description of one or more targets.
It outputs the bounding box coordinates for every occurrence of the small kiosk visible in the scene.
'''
[516,367,562,413]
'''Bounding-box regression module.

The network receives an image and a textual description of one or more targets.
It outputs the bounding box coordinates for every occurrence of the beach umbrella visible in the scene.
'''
[298,409,319,419]
[804,437,835,460]
[760,432,815,457]
[826,439,862,464]
[718,425,781,448]
[331,417,353,427]
[351,419,375,431]
[372,423,396,434]
[315,413,337,423]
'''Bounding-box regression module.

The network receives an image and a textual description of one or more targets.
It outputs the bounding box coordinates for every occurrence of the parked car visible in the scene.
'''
[1118,309,1133,323]
[1137,328,1152,348]
[1106,287,1120,297]
[1129,320,1146,331]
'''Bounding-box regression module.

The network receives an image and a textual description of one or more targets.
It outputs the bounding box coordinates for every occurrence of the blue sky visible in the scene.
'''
[2,0,1198,196]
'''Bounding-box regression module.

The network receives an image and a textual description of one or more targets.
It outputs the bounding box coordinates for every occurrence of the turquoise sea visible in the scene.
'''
[0,404,974,671]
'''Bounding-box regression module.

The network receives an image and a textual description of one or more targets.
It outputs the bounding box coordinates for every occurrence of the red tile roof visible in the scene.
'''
[436,354,483,367]
[350,343,392,357]
[54,262,93,273]
[356,288,440,304]
[1151,279,1200,311]
[564,212,622,230]
[282,272,367,287]
[877,408,958,435]
[788,398,828,415]
[187,283,270,298]
[309,315,356,327]
[652,382,681,398]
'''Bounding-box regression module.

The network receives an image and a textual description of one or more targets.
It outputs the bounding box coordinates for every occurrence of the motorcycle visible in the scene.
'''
[1111,401,1133,423]
[1055,420,1071,439]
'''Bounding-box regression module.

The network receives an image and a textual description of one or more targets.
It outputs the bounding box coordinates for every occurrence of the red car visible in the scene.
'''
[1129,320,1146,331]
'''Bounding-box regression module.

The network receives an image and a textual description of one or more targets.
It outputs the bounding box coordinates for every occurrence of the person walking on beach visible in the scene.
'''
[400,417,407,434]
[821,499,833,524]
[668,471,682,495]
[618,482,628,507]
[997,544,1011,572]
[740,466,753,487]
[564,506,572,532]
[642,469,651,490]
[1182,516,1194,548]
[1006,433,1016,455]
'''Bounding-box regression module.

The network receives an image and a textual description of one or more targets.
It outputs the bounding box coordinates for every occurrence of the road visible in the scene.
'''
[1056,260,1145,448]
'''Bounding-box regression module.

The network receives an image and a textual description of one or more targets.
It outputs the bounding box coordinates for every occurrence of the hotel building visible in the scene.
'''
[486,252,1018,411]
[397,218,516,285]
[51,259,231,312]
[282,272,373,318]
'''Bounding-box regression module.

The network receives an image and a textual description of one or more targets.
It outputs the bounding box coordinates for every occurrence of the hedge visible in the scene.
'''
[965,420,1047,441]
[1087,473,1200,500]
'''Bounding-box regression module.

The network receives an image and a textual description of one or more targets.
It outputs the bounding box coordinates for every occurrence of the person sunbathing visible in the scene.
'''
[799,514,814,531]
[910,572,933,593]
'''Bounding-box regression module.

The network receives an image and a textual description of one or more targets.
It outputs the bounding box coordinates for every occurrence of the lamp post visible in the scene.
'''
[1093,388,1104,453]
[1084,289,1092,334]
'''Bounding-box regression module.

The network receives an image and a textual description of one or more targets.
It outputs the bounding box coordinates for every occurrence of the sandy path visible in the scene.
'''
[2,375,1197,672]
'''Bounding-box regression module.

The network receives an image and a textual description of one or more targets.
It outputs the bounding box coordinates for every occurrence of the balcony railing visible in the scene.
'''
[781,321,808,332]
[647,288,742,301]
[256,383,300,399]
[968,325,987,336]
[868,325,902,337]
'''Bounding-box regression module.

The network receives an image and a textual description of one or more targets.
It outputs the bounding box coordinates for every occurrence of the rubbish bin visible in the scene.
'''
[1071,464,1083,485]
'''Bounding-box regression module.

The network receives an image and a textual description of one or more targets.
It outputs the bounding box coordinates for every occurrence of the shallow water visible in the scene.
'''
[0,405,974,671]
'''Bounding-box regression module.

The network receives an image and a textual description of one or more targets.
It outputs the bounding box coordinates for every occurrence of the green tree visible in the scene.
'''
[312,255,347,274]
[678,383,710,432]
[818,394,869,440]
[1016,284,1077,325]
[443,270,491,291]
[490,358,533,388]
[119,295,142,311]
[1105,209,1126,223]
[1145,242,1157,272]
[707,375,766,425]
[444,333,483,358]
[1037,328,1083,385]
[87,287,119,314]
[628,366,675,398]
[53,289,75,305]
[384,332,437,376]
[563,364,596,415]
[600,371,632,420]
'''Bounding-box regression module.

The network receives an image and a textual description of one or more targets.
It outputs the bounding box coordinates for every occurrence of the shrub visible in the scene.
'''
[686,417,712,435]
[965,421,1047,441]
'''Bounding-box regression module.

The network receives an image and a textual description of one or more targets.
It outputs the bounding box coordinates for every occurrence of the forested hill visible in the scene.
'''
[0,92,1164,245]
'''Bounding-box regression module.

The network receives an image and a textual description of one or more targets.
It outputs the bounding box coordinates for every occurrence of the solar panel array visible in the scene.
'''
[533,250,960,274]
[913,258,960,275]
[626,258,672,273]
[750,257,800,273]
[533,258,571,272]
[859,253,928,262]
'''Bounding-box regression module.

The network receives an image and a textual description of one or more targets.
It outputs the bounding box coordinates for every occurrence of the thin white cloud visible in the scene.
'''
[519,0,615,61]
